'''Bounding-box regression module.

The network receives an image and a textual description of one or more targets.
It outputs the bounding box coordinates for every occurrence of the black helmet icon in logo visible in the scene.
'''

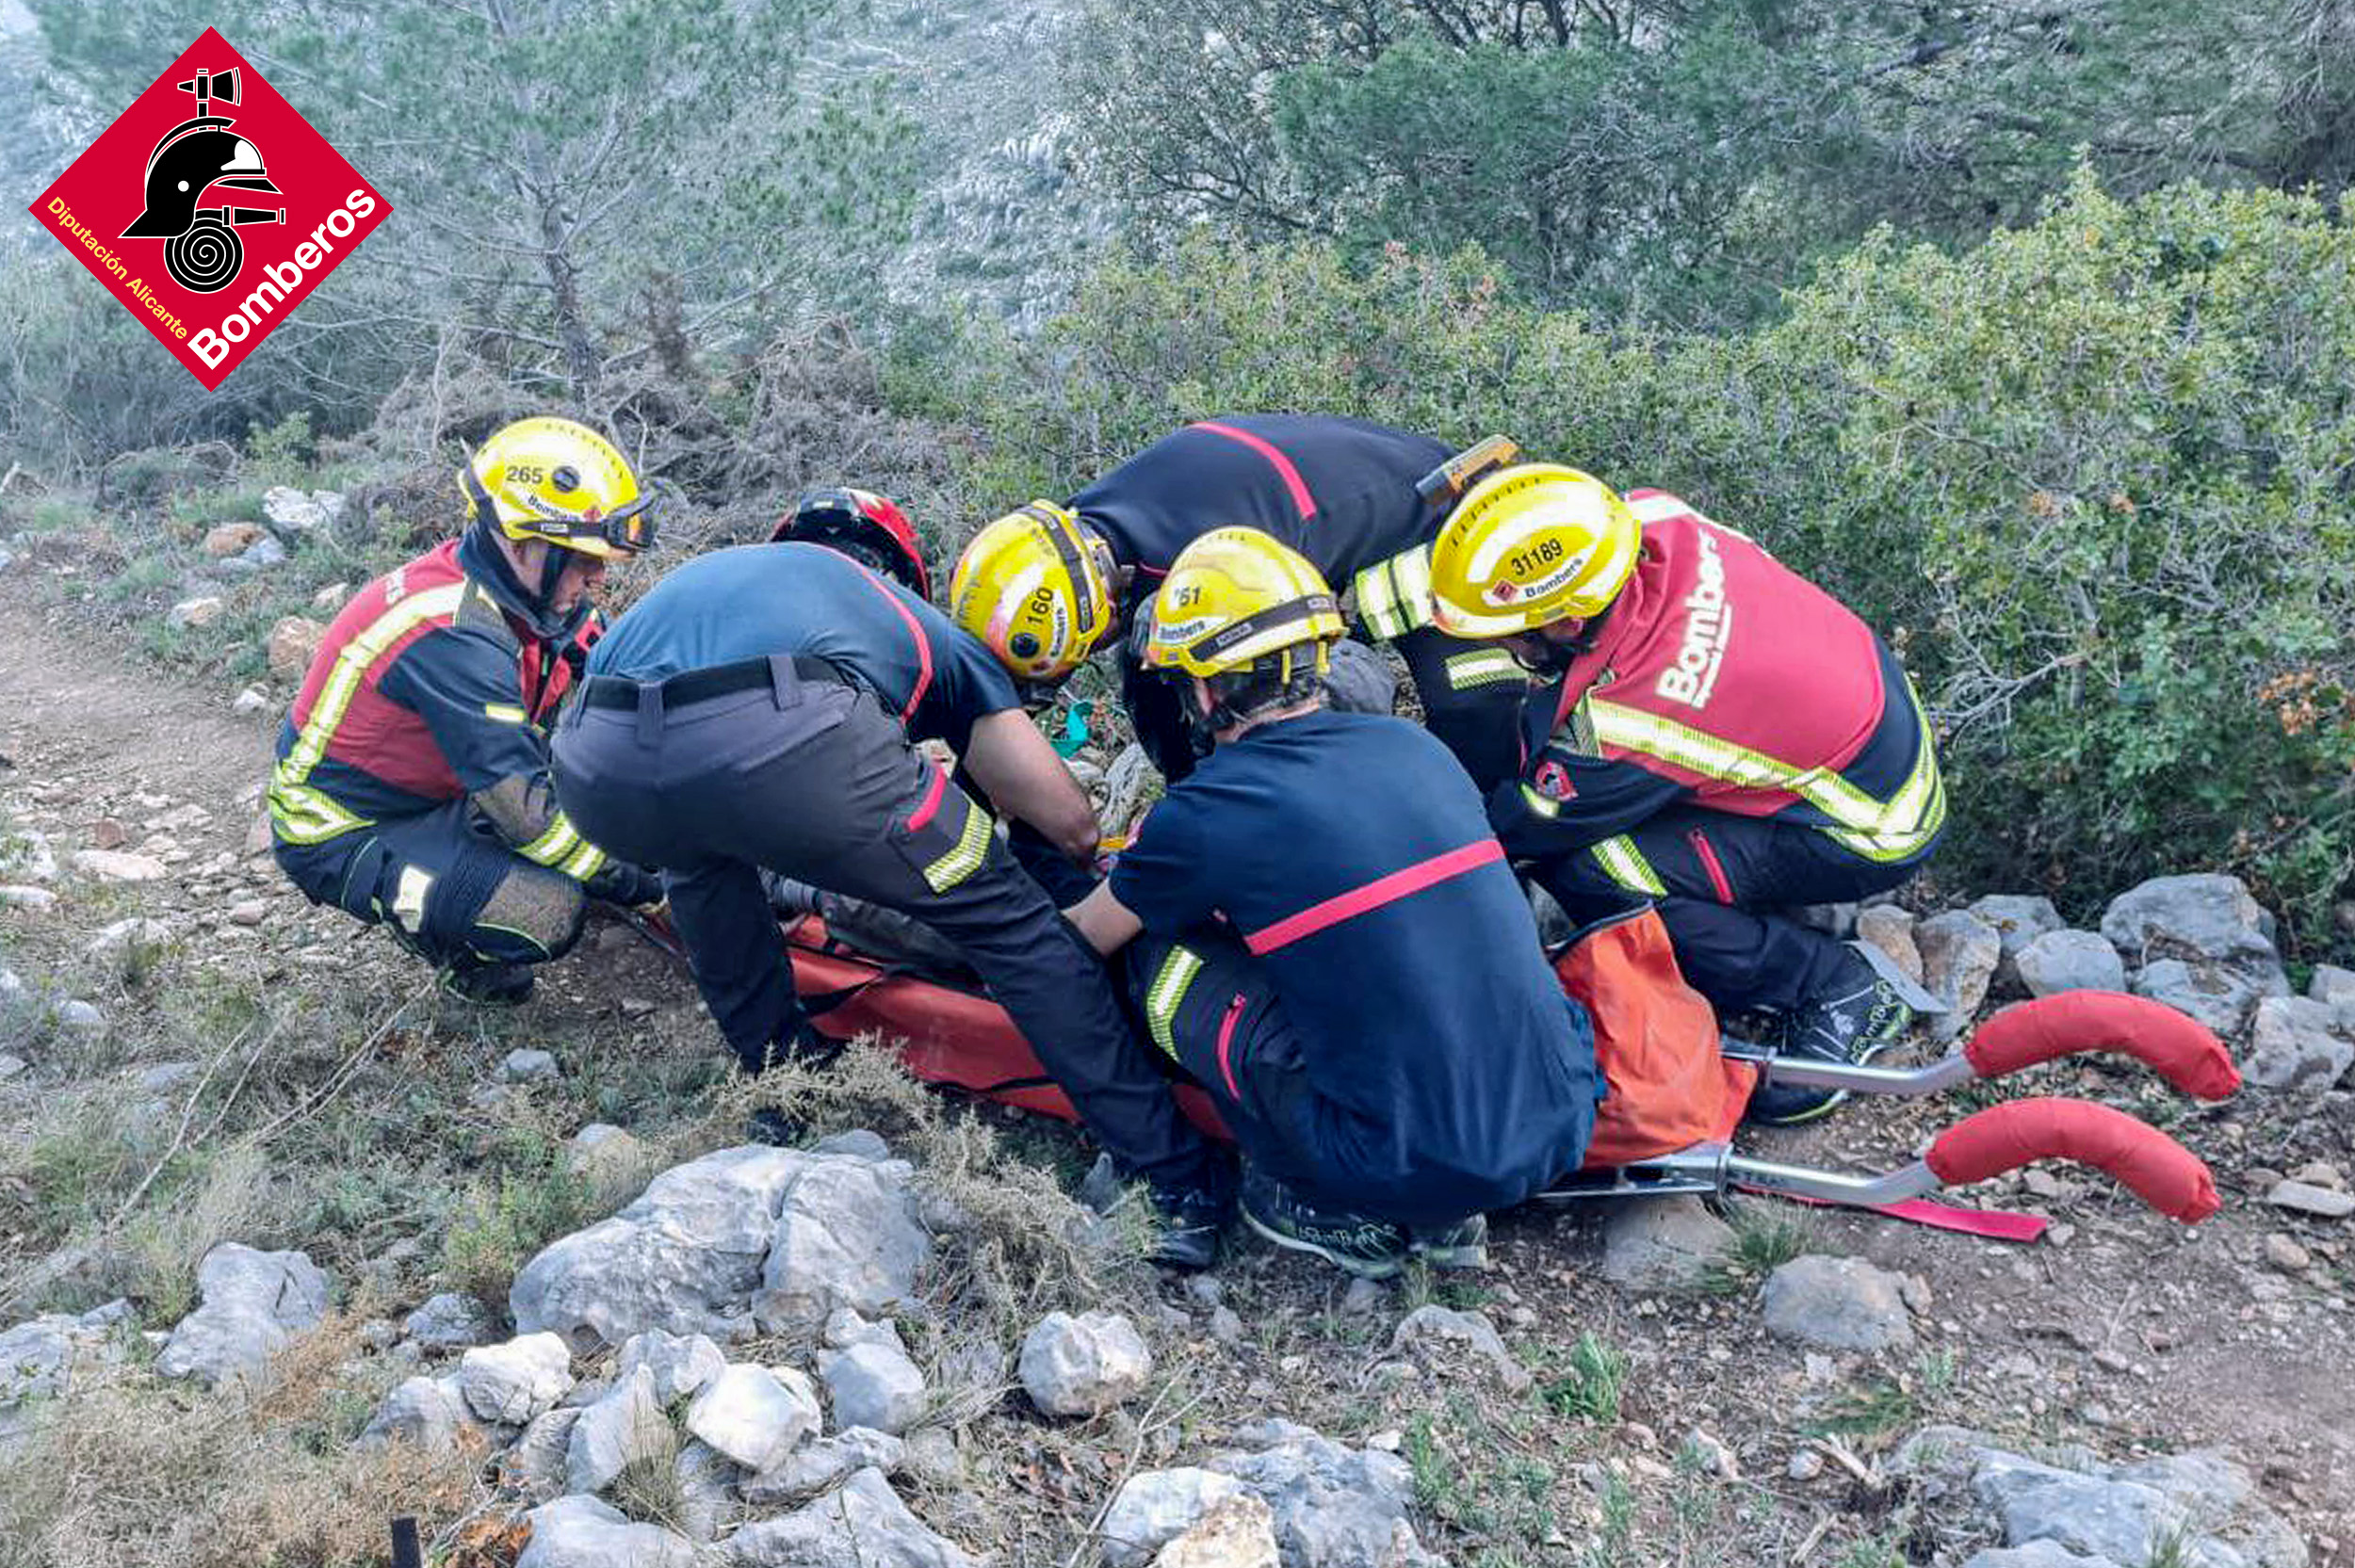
[120,67,285,294]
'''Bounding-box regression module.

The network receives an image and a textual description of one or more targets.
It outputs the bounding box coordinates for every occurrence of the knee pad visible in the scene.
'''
[466,860,589,962]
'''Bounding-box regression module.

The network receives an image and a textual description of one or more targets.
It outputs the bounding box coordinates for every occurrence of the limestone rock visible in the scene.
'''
[262,485,334,534]
[266,616,327,682]
[617,1327,727,1405]
[203,522,266,558]
[233,687,270,716]
[2265,1180,2354,1219]
[2310,964,2355,1009]
[674,1439,744,1542]
[155,1243,331,1387]
[1973,1453,2199,1567]
[404,1291,496,1351]
[1019,1310,1152,1418]
[1970,895,2064,957]
[1101,1468,1249,1568]
[168,595,225,629]
[504,1407,583,1501]
[500,1047,561,1083]
[1209,1421,1439,1568]
[755,1156,933,1333]
[1959,1546,2124,1568]
[72,849,168,882]
[512,1145,814,1350]
[724,1465,977,1568]
[2015,929,2126,998]
[1153,1493,1280,1568]
[822,1338,929,1433]
[359,1374,479,1452]
[517,1495,698,1568]
[1387,1305,1531,1393]
[1856,904,1924,984]
[1915,911,2003,1040]
[0,886,55,913]
[1760,1255,1914,1352]
[2103,874,2288,1031]
[2243,996,2353,1093]
[565,1365,674,1495]
[741,1428,908,1507]
[86,918,174,962]
[1599,1195,1734,1289]
[0,1301,131,1432]
[459,1333,575,1425]
[686,1364,822,1473]
[2135,958,2285,1037]
[563,1123,653,1191]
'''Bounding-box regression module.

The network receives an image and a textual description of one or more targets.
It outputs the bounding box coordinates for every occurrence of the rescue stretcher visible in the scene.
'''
[651,904,2233,1235]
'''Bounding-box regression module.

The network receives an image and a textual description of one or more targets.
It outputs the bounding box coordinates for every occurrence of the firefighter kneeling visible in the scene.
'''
[1064,528,1604,1278]
[1425,461,1946,1124]
[268,417,665,1002]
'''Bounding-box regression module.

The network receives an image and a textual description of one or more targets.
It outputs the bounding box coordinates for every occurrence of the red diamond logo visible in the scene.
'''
[28,28,390,390]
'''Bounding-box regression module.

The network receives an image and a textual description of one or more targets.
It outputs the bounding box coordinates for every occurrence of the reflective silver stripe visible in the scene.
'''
[1592,835,1666,895]
[1443,648,1526,690]
[1144,946,1205,1061]
[1518,784,1562,820]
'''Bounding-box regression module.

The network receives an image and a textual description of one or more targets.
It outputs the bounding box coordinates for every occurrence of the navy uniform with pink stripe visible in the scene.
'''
[553,542,1221,1198]
[1109,707,1604,1226]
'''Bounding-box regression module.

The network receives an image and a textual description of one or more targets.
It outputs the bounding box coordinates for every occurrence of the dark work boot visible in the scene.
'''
[1146,1182,1228,1272]
[1408,1212,1490,1270]
[1239,1166,1409,1279]
[443,961,535,1006]
[1746,947,1911,1126]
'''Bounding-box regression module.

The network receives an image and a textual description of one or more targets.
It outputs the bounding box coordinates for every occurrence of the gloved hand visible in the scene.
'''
[585,858,666,910]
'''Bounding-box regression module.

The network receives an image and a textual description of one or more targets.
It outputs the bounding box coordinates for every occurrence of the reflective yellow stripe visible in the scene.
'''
[1144,946,1205,1061]
[920,801,994,892]
[1353,561,1406,639]
[483,702,527,723]
[1519,784,1562,820]
[391,865,433,930]
[519,814,580,868]
[1584,671,1941,861]
[1591,835,1666,895]
[560,841,608,881]
[1443,648,1526,690]
[268,582,467,844]
[1352,545,1437,640]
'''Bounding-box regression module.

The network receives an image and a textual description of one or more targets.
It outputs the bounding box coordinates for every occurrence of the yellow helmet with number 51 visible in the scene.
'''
[1427,463,1639,638]
[1143,527,1343,682]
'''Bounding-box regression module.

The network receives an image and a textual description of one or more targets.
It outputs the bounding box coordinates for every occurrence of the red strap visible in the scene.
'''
[853,566,932,724]
[1243,838,1505,955]
[1193,421,1318,522]
[1746,1187,2050,1243]
[1214,993,1246,1099]
[905,763,949,832]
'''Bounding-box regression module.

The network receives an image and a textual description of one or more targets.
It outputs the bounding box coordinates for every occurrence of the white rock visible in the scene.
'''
[0,1054,26,1080]
[1102,1469,1250,1568]
[674,1439,742,1542]
[155,1243,331,1387]
[1855,904,1924,984]
[86,916,173,959]
[500,1047,561,1083]
[261,485,329,533]
[755,1156,934,1333]
[725,1466,977,1568]
[359,1374,478,1451]
[821,1338,929,1433]
[2015,929,2126,997]
[459,1333,575,1425]
[516,1495,698,1568]
[168,595,225,629]
[2310,963,2355,1009]
[56,1000,105,1032]
[71,849,168,882]
[0,885,57,913]
[1152,1493,1280,1568]
[2265,1179,2354,1219]
[1760,1255,1914,1352]
[1206,1422,1436,1568]
[740,1428,908,1506]
[2134,957,2284,1036]
[0,831,57,884]
[617,1327,727,1404]
[1019,1310,1153,1417]
[685,1363,821,1473]
[1598,1195,1734,1289]
[1915,911,2002,1041]
[504,1407,583,1501]
[1968,895,2064,962]
[233,687,270,716]
[565,1365,673,1495]
[227,898,269,926]
[403,1291,496,1351]
[1387,1306,1531,1393]
[2243,995,2354,1093]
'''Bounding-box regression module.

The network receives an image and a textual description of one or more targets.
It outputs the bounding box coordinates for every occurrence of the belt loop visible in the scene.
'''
[635,680,664,747]
[767,653,802,710]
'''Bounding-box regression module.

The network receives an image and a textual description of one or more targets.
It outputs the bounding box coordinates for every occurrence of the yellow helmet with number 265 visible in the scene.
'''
[1143,527,1343,682]
[461,415,658,558]
[1427,463,1639,638]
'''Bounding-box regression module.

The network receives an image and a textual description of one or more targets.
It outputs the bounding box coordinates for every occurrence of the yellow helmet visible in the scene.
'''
[1427,463,1640,637]
[948,501,1116,683]
[1143,527,1343,681]
[461,415,658,558]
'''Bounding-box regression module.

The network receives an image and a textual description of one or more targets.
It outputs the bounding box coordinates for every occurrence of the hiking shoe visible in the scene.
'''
[1146,1182,1228,1272]
[1240,1167,1409,1279]
[443,962,534,1006]
[1408,1212,1490,1270]
[1746,949,1911,1126]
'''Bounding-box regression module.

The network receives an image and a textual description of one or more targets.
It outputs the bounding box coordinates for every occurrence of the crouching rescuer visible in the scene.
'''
[268,417,667,1002]
[1064,528,1605,1278]
[1424,460,1947,1124]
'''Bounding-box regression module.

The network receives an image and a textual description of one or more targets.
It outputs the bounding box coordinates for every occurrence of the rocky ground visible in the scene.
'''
[1,530,2352,1567]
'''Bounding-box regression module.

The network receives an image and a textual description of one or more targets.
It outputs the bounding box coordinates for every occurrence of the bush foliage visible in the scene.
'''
[930,175,2355,952]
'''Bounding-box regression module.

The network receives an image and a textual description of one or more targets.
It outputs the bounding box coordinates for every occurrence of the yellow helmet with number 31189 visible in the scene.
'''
[1143,527,1343,682]
[1427,463,1640,638]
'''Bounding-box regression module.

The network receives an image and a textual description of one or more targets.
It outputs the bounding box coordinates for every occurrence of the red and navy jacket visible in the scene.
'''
[268,532,609,880]
[1495,491,1944,871]
[1069,413,1452,630]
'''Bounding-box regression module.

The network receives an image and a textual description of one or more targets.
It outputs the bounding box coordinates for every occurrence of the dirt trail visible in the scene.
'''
[2,572,2350,1558]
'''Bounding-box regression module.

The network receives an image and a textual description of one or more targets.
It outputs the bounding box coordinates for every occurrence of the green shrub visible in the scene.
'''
[935,174,2355,957]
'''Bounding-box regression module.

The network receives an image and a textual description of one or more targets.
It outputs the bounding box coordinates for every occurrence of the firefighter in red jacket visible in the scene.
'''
[1426,460,1945,1123]
[268,416,665,1002]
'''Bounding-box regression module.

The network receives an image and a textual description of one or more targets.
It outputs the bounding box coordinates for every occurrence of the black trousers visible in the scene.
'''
[274,800,585,973]
[552,659,1213,1190]
[1530,806,1934,1014]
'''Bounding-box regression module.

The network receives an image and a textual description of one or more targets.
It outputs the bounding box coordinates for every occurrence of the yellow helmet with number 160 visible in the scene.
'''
[949,501,1117,684]
[1427,463,1640,638]
[1143,527,1343,682]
